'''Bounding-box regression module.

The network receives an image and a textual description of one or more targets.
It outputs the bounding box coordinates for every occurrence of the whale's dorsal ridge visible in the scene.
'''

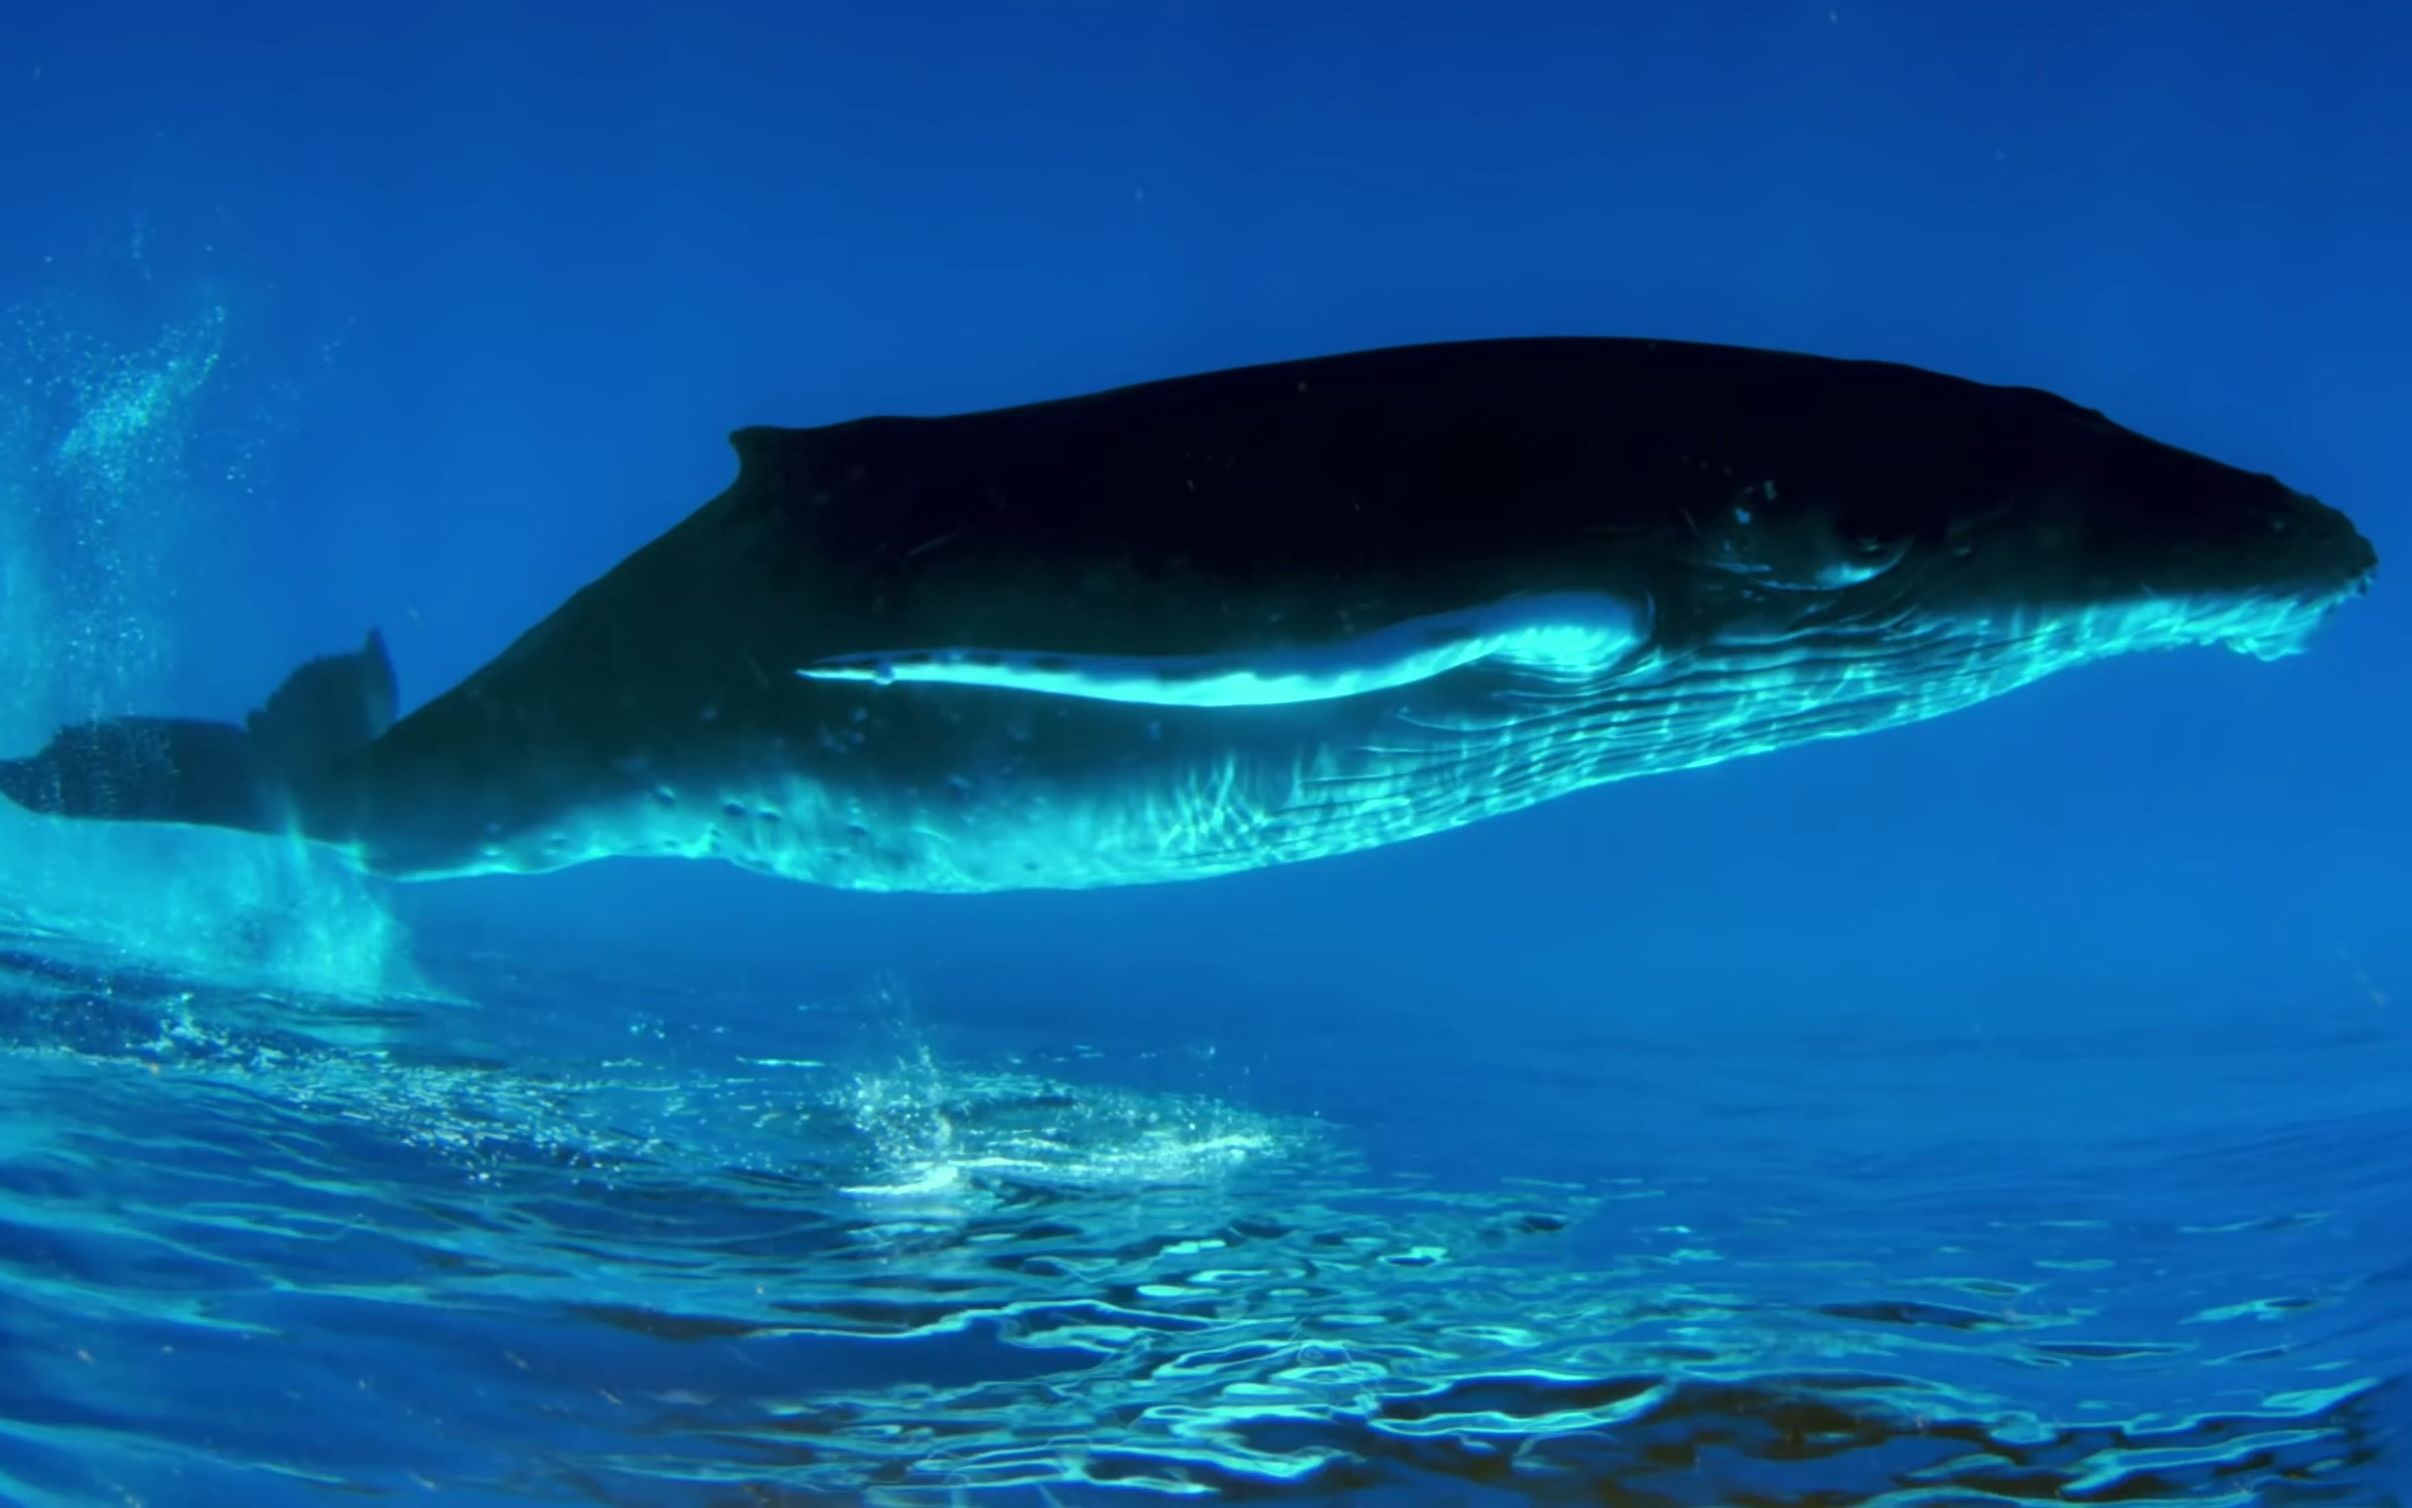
[724,419,936,529]
[727,424,815,493]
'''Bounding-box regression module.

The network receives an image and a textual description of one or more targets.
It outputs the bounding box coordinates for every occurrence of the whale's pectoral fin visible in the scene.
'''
[795,591,1650,708]
[0,629,396,836]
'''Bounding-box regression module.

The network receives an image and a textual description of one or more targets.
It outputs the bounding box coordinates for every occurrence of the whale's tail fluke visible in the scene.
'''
[0,630,395,838]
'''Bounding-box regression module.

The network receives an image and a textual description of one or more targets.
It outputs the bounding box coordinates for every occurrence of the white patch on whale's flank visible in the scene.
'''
[796,591,1648,708]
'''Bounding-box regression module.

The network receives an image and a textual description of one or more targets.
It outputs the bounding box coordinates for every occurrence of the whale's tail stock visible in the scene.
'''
[0,630,395,838]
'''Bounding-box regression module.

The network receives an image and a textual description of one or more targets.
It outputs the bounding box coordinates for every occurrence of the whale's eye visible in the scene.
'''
[1797,513,1913,588]
[1831,511,1905,557]
[1689,497,1913,590]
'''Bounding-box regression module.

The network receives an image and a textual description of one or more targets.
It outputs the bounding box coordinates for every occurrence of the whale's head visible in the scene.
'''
[1656,372,2376,670]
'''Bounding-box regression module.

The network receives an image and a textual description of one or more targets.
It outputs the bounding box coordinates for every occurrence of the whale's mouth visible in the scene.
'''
[2217,594,2363,662]
[795,591,1655,709]
[2187,487,2378,658]
[2129,559,2374,664]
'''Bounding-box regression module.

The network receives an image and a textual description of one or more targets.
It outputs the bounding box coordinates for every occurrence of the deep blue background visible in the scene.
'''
[4,5,2410,1502]
[3,0,2405,1070]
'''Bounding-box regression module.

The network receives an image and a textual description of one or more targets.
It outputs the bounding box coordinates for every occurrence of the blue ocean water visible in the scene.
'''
[3,3,2408,1504]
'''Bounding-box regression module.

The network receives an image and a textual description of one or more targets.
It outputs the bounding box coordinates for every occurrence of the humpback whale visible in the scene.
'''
[0,337,2379,892]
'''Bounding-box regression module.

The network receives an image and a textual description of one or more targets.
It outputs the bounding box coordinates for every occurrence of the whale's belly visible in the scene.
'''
[517,611,2109,893]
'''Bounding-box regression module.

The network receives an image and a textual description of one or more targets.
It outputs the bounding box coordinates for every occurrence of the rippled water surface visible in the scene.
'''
[2,899,2404,1507]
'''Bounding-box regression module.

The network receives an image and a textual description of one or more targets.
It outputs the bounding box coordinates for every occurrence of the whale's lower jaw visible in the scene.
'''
[351,586,2334,895]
